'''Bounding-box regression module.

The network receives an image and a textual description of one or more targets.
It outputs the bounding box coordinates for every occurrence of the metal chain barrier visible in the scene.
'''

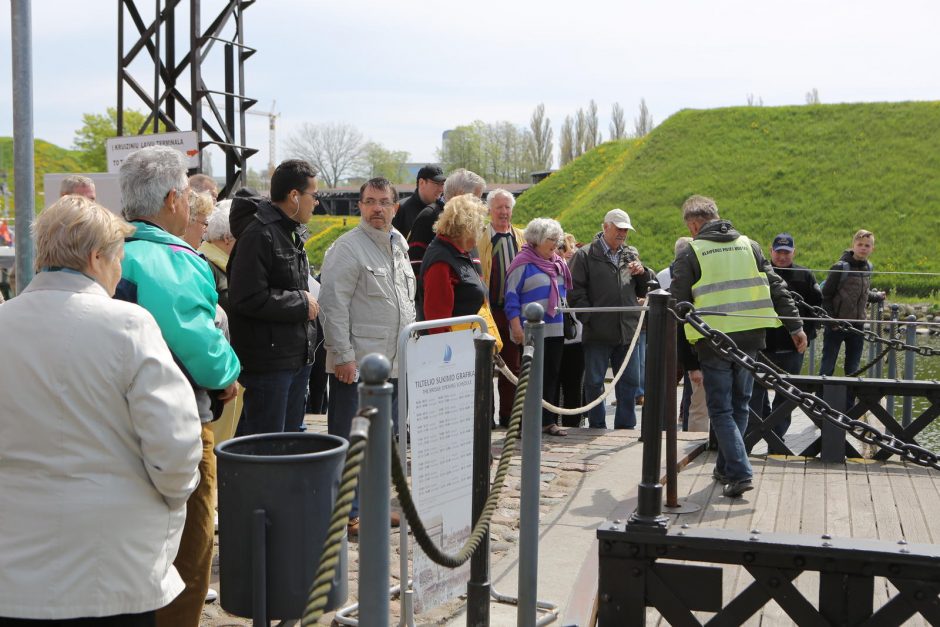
[789,292,940,358]
[389,348,533,567]
[301,409,374,627]
[674,301,940,471]
[846,325,904,377]
[495,309,646,416]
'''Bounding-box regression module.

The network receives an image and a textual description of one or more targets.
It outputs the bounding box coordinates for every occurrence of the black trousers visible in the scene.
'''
[558,342,585,427]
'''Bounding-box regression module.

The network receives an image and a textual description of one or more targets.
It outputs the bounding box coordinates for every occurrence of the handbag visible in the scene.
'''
[562,299,577,340]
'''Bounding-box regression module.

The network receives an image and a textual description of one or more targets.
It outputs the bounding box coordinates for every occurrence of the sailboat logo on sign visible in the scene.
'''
[443,344,453,364]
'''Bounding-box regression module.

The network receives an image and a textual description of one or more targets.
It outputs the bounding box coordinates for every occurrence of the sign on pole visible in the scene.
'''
[406,329,476,614]
[105,131,200,173]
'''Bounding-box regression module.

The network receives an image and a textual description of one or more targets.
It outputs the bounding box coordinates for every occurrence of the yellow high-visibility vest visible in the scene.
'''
[684,235,781,343]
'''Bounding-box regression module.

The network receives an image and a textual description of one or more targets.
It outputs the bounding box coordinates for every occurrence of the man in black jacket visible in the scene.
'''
[227,160,320,435]
[391,164,445,237]
[568,209,654,430]
[748,233,822,437]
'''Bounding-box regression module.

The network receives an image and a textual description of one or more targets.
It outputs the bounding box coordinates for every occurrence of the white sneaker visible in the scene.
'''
[205,587,218,603]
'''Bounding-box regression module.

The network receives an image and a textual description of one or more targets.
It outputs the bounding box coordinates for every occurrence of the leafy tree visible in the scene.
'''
[574,108,587,157]
[585,99,601,150]
[284,122,366,188]
[362,142,410,183]
[528,103,553,170]
[559,116,575,166]
[72,108,159,172]
[609,102,627,140]
[633,98,654,137]
[440,120,537,183]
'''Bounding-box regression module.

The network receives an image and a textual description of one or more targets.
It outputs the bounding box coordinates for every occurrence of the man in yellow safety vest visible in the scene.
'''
[671,195,807,498]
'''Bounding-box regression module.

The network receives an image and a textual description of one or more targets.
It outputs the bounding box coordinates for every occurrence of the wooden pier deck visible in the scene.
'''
[653,449,940,626]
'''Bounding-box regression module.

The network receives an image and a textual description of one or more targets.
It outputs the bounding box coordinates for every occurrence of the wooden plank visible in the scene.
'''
[824,462,852,538]
[867,462,904,621]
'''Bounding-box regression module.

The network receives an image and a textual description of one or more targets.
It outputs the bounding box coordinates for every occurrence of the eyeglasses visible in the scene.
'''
[360,198,395,208]
[300,191,320,203]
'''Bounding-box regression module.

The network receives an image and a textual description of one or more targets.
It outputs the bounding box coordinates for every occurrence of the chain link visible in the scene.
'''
[789,292,940,357]
[672,302,940,471]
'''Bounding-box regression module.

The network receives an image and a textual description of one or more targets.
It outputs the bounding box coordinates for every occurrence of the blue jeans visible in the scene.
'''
[635,330,647,398]
[238,364,313,436]
[583,342,642,429]
[749,350,804,437]
[700,353,754,482]
[819,326,865,377]
[328,375,399,519]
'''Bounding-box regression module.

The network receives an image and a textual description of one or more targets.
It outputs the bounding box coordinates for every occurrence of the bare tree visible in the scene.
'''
[746,93,764,107]
[529,103,554,170]
[609,102,627,140]
[559,116,575,166]
[584,99,601,150]
[805,88,820,105]
[574,108,587,157]
[284,122,365,188]
[633,98,654,137]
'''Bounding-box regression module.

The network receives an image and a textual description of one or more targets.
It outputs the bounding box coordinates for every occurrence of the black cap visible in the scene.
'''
[417,165,446,183]
[772,233,795,251]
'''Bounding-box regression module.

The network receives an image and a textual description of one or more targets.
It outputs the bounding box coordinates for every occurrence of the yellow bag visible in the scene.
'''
[451,301,504,353]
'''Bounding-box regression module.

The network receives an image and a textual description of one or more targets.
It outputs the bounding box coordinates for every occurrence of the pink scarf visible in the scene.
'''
[506,243,573,316]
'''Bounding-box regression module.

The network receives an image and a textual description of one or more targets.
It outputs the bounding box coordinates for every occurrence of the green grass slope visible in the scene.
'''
[0,137,87,212]
[514,102,940,295]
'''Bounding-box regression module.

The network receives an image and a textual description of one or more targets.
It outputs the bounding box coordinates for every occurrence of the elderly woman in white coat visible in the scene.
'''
[0,196,202,626]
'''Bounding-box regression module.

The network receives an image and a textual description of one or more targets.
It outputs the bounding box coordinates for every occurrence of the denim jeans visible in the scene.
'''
[819,326,865,377]
[700,352,754,482]
[583,342,642,429]
[328,375,399,519]
[749,350,804,437]
[635,330,647,398]
[238,364,313,436]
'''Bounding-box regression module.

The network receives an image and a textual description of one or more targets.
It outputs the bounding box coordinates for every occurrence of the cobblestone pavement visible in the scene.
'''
[201,411,653,626]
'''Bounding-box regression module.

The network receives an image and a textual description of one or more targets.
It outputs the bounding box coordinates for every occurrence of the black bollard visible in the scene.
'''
[628,290,670,531]
[468,333,496,627]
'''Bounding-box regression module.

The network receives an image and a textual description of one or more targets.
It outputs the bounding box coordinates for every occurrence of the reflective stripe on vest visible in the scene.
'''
[685,235,781,343]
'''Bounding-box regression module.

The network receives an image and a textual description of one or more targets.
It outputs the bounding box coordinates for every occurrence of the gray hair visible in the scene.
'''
[486,188,515,209]
[206,201,233,241]
[59,174,94,196]
[674,236,693,256]
[120,146,188,220]
[523,217,564,247]
[443,168,486,201]
[681,195,719,223]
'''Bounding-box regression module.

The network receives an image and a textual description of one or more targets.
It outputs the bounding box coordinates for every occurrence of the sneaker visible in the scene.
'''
[723,479,754,498]
[205,588,218,604]
[347,517,360,537]
[712,469,729,484]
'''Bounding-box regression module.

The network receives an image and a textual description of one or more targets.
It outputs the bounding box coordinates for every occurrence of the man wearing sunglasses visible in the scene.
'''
[227,159,321,436]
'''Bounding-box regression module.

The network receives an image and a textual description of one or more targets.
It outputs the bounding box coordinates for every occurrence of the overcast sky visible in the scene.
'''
[1,0,938,175]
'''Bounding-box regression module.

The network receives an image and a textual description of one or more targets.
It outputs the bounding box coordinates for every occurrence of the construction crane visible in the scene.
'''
[246,100,279,179]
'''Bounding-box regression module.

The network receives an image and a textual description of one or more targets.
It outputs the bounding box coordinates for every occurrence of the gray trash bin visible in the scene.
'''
[216,432,349,620]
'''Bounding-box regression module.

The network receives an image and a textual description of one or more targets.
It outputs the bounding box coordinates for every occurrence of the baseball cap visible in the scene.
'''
[417,165,446,183]
[604,208,635,231]
[772,233,795,252]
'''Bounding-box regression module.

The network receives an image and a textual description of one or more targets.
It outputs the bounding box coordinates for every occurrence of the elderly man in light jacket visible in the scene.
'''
[319,176,416,535]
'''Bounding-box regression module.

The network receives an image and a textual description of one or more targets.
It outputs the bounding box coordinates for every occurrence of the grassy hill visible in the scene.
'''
[514,101,940,295]
[0,137,86,212]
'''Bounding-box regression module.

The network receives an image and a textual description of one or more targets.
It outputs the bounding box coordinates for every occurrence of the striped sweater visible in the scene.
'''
[504,262,566,338]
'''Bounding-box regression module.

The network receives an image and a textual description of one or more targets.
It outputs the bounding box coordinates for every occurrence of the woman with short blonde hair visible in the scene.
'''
[0,195,203,625]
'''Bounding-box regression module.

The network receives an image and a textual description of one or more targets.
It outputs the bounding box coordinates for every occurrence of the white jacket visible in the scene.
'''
[319,222,416,377]
[0,271,202,619]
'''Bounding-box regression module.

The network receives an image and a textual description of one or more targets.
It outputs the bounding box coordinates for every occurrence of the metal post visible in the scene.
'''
[358,353,393,626]
[887,304,899,417]
[874,301,885,379]
[664,300,678,507]
[517,303,544,627]
[808,336,816,375]
[468,334,496,627]
[11,0,35,291]
[251,508,267,626]
[629,291,670,530]
[902,315,916,427]
[224,43,236,182]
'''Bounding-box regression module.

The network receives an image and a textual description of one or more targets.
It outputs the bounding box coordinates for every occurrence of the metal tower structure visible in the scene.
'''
[117,0,257,198]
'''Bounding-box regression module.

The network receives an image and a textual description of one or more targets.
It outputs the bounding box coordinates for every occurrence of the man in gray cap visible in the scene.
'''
[568,208,654,429]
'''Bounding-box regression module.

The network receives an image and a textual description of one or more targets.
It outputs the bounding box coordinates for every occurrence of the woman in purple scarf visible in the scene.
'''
[504,218,572,436]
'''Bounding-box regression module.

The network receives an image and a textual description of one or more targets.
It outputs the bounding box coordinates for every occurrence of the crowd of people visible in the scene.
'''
[0,153,885,624]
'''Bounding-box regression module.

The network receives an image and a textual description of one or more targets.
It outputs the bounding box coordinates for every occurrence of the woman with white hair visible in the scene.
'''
[0,195,201,625]
[198,199,235,314]
[504,217,573,436]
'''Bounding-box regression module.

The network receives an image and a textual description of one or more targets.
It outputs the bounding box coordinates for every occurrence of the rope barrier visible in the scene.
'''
[495,309,646,416]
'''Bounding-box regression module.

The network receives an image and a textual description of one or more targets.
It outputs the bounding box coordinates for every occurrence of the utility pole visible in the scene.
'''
[246,101,279,179]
